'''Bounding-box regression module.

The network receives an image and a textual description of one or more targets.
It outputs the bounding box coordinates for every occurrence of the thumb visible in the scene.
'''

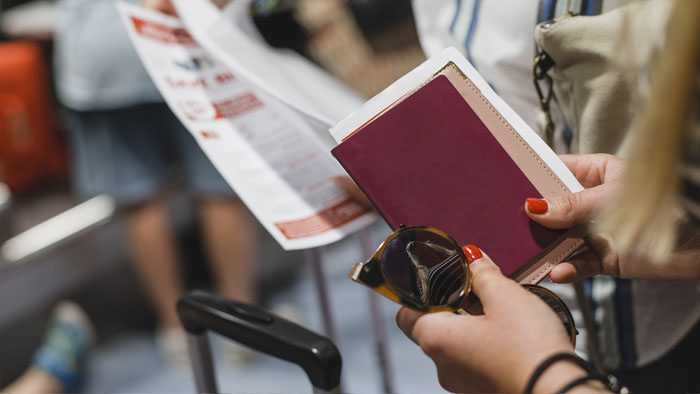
[463,246,521,309]
[525,183,615,229]
[548,250,603,283]
[143,0,178,16]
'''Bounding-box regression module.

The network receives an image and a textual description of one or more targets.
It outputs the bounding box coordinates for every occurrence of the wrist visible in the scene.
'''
[523,352,612,394]
[533,360,605,393]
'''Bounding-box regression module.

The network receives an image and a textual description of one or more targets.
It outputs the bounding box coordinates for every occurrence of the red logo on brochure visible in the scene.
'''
[179,94,263,122]
[274,199,370,239]
[178,100,217,121]
[212,94,263,119]
[200,131,219,139]
[130,17,197,46]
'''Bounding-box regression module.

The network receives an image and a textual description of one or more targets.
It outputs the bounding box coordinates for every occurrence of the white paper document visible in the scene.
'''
[117,3,376,250]
[172,0,364,129]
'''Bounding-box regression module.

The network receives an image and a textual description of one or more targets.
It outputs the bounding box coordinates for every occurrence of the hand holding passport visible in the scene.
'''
[331,48,586,284]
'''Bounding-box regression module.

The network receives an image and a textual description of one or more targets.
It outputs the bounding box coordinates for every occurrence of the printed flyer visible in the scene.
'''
[117,3,377,250]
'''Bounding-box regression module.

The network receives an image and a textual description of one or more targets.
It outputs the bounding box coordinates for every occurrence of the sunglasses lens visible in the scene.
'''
[526,285,577,345]
[381,229,466,307]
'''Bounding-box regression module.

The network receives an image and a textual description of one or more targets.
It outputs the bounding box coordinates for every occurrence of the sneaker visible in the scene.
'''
[219,338,257,366]
[270,303,302,326]
[219,303,301,367]
[155,327,190,367]
[32,302,95,393]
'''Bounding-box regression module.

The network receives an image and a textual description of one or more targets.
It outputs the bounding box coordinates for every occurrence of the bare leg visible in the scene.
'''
[125,197,183,329]
[4,368,63,394]
[199,198,258,304]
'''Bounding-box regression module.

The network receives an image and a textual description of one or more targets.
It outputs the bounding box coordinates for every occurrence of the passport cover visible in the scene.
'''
[332,64,585,284]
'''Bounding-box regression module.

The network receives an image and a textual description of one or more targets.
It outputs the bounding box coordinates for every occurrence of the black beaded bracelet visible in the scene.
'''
[555,375,606,393]
[556,373,628,394]
[523,352,627,394]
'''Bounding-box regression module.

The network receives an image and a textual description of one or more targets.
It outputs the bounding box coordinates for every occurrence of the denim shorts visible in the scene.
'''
[64,102,234,206]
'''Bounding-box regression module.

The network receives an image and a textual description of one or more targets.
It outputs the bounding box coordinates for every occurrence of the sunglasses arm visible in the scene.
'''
[350,260,431,310]
[349,262,365,283]
[349,259,384,287]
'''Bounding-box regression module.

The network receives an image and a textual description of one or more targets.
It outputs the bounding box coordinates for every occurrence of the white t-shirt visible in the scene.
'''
[54,0,162,111]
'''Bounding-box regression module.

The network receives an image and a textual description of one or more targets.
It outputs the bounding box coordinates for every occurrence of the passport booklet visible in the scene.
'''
[330,48,586,284]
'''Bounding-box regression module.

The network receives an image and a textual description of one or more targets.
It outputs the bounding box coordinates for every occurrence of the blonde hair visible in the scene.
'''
[596,0,700,260]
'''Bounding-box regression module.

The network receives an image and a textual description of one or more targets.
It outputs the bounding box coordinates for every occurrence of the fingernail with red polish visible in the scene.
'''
[526,198,548,214]
[462,244,483,264]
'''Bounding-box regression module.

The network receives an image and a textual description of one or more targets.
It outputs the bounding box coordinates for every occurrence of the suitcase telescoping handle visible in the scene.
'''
[177,290,342,394]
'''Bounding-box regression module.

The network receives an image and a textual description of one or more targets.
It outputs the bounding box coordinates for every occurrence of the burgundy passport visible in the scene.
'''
[332,67,585,283]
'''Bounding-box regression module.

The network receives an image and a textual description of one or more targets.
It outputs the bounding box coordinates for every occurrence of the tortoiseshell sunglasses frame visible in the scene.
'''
[349,225,577,345]
[349,225,472,313]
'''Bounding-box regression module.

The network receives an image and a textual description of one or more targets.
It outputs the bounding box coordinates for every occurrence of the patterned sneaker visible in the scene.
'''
[32,302,95,392]
[220,337,257,366]
[155,327,190,367]
[219,303,301,367]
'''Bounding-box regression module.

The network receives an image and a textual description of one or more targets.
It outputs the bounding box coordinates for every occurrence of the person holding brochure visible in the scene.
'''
[139,0,699,390]
[394,2,700,392]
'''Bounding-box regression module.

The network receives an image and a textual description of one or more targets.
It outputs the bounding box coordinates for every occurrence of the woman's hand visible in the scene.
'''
[143,0,231,15]
[142,0,177,16]
[525,154,625,282]
[334,176,375,210]
[525,153,700,281]
[396,250,589,393]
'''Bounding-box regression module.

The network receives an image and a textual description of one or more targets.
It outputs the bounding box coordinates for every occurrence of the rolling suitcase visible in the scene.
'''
[178,290,342,393]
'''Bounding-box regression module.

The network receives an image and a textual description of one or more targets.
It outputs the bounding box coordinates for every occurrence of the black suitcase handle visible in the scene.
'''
[177,290,342,393]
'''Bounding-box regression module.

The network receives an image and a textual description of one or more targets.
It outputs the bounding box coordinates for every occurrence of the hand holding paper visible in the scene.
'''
[142,0,177,15]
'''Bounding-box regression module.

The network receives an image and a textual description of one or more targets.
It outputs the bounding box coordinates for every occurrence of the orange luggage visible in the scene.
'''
[0,41,66,195]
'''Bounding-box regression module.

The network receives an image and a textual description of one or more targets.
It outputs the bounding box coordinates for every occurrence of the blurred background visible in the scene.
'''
[0,0,445,392]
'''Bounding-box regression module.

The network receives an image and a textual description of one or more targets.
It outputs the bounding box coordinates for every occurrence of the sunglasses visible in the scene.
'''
[349,225,577,345]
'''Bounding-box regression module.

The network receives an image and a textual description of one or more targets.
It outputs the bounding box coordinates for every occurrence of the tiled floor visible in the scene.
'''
[83,222,447,393]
